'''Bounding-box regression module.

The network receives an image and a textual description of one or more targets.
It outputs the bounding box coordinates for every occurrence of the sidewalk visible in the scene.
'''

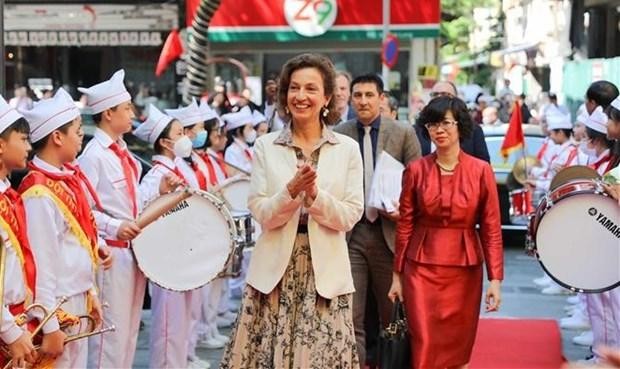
[130,246,592,368]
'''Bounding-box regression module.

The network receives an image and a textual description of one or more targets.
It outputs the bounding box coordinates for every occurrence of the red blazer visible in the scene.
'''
[394,151,503,280]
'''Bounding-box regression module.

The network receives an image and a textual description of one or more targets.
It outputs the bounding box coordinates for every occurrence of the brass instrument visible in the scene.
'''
[1,296,114,369]
[511,155,540,185]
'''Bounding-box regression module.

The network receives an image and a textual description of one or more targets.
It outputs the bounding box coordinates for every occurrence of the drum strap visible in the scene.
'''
[537,140,549,161]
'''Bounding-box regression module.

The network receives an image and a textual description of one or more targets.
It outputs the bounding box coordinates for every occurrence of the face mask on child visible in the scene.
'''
[172,136,193,158]
[244,130,257,144]
[192,130,208,149]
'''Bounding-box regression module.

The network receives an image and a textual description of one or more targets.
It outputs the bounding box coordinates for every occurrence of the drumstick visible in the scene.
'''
[135,188,193,229]
[206,152,251,177]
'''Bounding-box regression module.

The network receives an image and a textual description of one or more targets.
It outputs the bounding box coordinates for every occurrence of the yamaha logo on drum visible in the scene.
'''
[163,200,190,218]
[589,208,620,238]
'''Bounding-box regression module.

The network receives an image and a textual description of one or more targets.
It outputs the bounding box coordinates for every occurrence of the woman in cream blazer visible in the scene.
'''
[246,128,363,298]
[221,53,363,369]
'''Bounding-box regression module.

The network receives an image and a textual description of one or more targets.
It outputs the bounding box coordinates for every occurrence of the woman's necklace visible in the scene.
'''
[436,160,457,172]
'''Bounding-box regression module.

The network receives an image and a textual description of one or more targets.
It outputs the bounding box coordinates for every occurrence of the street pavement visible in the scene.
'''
[130,237,593,368]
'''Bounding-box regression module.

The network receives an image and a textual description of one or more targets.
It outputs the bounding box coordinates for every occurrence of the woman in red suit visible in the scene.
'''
[388,96,503,369]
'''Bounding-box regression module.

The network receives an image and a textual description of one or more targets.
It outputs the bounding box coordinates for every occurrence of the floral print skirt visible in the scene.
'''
[219,233,359,369]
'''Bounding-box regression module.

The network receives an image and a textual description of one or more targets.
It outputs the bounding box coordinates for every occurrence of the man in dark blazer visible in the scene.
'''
[335,70,357,124]
[416,81,490,162]
[334,74,421,365]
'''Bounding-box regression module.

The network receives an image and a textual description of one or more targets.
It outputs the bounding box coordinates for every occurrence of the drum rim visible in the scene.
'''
[536,261,620,293]
[215,177,251,213]
[132,189,238,292]
[531,184,608,231]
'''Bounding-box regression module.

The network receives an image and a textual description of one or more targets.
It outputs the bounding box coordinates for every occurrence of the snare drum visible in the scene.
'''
[509,188,544,224]
[509,189,532,217]
[527,179,620,292]
[133,189,237,291]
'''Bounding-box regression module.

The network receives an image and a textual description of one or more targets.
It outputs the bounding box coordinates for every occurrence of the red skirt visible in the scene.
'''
[402,261,483,368]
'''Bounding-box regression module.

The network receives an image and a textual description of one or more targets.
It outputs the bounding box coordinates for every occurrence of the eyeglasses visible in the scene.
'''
[424,119,458,131]
[429,91,455,99]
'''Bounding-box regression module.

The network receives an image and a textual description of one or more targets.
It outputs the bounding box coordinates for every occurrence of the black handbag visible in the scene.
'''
[377,299,411,369]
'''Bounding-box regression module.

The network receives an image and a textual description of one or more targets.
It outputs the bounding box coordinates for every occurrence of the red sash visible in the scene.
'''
[109,143,139,217]
[198,152,219,187]
[544,145,578,177]
[0,189,36,302]
[216,152,229,178]
[19,165,99,266]
[152,160,189,184]
[589,154,612,173]
[189,161,207,191]
[244,148,253,162]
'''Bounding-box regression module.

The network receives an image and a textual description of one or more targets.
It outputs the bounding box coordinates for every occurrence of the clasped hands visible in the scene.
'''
[286,163,318,204]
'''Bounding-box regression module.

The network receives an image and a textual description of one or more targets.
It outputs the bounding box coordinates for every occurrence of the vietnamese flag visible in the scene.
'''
[155,29,184,77]
[500,101,524,160]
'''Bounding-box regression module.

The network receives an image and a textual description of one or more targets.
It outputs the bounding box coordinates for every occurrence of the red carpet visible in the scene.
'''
[470,318,565,368]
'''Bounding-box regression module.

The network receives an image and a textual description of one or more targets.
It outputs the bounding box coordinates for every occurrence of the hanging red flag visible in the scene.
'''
[155,29,184,77]
[500,101,525,160]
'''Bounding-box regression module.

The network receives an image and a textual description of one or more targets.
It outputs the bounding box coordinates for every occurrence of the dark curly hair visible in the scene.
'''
[417,96,473,142]
[277,53,340,125]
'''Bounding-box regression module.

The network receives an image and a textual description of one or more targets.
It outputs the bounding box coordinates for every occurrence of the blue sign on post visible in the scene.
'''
[381,34,399,69]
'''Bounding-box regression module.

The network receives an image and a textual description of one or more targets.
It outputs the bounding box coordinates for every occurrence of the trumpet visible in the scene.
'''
[1,296,114,369]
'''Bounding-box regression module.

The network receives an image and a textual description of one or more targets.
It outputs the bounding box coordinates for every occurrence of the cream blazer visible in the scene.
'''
[246,131,364,299]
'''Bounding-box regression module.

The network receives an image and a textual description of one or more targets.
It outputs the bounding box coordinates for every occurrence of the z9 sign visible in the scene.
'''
[284,0,338,37]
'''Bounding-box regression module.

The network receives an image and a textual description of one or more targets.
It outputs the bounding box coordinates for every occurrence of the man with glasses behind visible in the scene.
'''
[416,81,490,162]
[334,74,421,366]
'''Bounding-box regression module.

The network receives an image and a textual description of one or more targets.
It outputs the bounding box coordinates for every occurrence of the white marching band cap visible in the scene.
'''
[252,109,267,126]
[546,112,573,130]
[575,111,589,124]
[222,106,253,131]
[0,95,23,133]
[199,100,224,127]
[611,96,620,111]
[77,69,131,114]
[584,106,608,134]
[134,104,174,144]
[165,99,204,127]
[22,88,81,143]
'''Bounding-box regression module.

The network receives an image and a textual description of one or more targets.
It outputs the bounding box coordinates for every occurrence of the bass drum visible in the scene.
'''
[133,189,237,291]
[528,179,620,293]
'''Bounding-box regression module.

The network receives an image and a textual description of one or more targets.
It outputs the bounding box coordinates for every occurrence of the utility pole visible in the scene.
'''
[381,0,390,89]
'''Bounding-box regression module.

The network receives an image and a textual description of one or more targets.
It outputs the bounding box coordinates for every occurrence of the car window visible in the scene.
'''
[485,136,545,169]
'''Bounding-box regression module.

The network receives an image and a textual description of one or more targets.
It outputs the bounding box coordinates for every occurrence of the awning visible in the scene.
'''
[4,3,177,46]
